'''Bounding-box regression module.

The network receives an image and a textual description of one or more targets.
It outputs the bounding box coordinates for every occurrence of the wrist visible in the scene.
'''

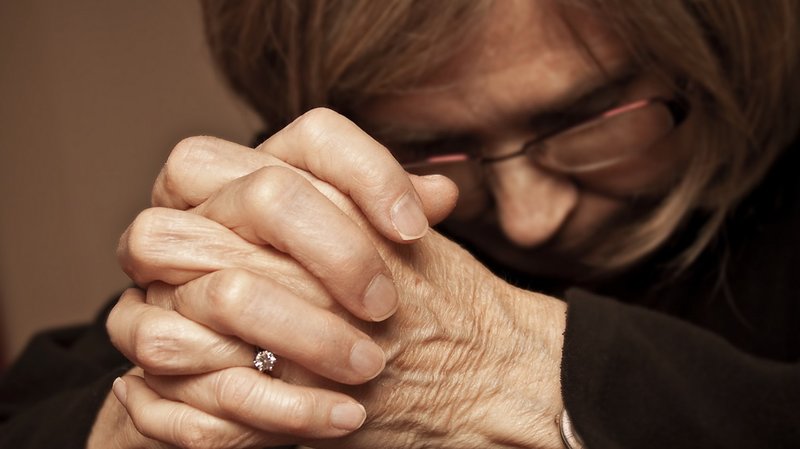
[467,283,567,449]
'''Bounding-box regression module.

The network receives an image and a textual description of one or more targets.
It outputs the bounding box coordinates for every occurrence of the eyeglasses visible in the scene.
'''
[399,96,688,201]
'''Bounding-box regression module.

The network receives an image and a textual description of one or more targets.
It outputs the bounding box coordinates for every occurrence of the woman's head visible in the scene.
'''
[201,0,800,278]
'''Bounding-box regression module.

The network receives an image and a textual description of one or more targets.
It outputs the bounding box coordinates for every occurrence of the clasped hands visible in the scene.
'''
[100,109,567,449]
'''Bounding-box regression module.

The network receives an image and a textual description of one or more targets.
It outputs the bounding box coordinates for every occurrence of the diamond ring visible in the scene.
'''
[253,347,277,374]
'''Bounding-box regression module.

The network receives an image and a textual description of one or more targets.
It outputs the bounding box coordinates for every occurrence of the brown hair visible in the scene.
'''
[201,0,800,272]
[200,0,489,131]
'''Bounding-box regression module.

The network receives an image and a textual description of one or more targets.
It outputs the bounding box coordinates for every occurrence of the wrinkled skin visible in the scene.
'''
[88,0,699,445]
[98,123,566,449]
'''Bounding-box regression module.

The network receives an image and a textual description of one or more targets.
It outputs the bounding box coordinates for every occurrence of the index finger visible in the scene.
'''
[260,107,430,242]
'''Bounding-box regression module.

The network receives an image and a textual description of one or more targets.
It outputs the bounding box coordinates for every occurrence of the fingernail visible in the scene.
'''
[363,273,397,321]
[350,339,385,379]
[391,191,428,240]
[330,402,366,431]
[112,377,128,405]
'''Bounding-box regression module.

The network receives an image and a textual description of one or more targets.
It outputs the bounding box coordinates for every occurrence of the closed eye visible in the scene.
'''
[381,135,480,164]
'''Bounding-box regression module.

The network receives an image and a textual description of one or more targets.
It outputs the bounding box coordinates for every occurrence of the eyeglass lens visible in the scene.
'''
[403,100,676,197]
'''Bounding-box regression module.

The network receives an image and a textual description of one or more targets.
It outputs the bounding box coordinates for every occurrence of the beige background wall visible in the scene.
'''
[0,0,260,364]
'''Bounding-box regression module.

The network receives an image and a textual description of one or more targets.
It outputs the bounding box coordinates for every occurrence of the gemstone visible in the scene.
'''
[254,349,277,373]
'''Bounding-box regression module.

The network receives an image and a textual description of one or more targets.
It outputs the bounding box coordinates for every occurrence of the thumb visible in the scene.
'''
[410,174,459,226]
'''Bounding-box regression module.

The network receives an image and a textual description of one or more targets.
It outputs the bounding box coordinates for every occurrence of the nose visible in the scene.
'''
[487,157,578,248]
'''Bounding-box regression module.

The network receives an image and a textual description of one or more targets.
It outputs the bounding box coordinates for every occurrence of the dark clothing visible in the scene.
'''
[0,302,130,448]
[1,144,798,448]
[561,141,800,448]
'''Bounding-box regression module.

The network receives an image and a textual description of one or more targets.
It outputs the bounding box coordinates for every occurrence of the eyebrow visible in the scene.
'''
[362,66,636,145]
[522,70,636,129]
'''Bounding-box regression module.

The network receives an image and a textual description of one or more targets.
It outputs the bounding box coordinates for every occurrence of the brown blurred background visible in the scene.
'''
[0,0,261,365]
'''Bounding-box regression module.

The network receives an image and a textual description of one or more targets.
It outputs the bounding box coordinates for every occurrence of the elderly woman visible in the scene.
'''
[2,1,799,448]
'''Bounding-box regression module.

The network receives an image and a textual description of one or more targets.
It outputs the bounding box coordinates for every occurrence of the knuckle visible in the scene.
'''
[131,313,183,371]
[303,314,338,362]
[213,370,260,420]
[170,410,220,449]
[127,409,155,441]
[158,136,217,206]
[204,269,253,325]
[106,289,140,345]
[326,237,375,276]
[241,166,307,219]
[105,309,121,344]
[318,248,383,300]
[290,108,343,174]
[118,208,168,282]
[292,107,340,143]
[119,208,203,285]
[278,390,317,434]
[195,373,323,436]
[295,109,393,186]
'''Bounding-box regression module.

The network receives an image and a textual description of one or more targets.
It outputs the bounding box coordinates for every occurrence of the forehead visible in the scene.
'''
[363,0,630,133]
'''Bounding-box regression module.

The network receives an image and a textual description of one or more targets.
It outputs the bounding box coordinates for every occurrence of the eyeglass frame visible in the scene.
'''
[400,96,690,181]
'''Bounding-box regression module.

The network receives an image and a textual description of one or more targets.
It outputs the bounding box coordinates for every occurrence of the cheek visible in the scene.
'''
[574,141,692,197]
[556,192,625,249]
[573,116,698,197]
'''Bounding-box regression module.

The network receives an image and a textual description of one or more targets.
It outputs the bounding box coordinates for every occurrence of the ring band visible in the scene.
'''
[253,347,277,374]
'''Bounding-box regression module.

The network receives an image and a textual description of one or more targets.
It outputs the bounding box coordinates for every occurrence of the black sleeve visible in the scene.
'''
[0,298,131,449]
[561,290,800,449]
